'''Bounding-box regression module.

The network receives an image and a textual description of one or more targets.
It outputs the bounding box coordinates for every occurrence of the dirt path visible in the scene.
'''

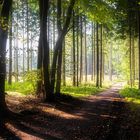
[1,82,138,140]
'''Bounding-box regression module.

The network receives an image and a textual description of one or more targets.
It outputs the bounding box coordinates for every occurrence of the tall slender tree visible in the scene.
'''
[8,10,13,85]
[50,0,76,95]
[96,23,99,87]
[100,25,103,87]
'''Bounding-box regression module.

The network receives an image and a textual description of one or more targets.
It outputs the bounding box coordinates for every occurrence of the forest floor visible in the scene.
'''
[1,83,140,140]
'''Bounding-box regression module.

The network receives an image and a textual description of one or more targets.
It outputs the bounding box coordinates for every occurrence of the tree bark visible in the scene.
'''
[84,17,87,82]
[38,0,52,101]
[100,25,103,87]
[96,23,99,87]
[76,14,79,86]
[0,0,12,114]
[138,9,140,89]
[79,16,83,83]
[72,11,76,86]
[26,0,30,71]
[8,10,12,85]
[91,22,94,81]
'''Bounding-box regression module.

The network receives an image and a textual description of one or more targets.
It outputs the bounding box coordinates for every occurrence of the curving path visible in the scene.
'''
[1,82,138,140]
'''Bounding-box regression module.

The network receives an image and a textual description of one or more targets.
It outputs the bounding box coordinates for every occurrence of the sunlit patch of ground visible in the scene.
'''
[2,83,140,140]
[5,123,43,140]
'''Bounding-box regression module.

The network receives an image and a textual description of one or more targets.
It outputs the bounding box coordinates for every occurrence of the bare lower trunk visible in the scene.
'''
[56,47,63,94]
[0,0,12,114]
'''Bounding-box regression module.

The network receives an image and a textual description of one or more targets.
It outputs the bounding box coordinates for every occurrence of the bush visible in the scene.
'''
[6,81,35,95]
[120,88,140,99]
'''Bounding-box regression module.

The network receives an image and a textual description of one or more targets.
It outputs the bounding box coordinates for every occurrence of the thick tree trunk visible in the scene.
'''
[56,0,63,94]
[138,10,140,89]
[62,39,66,86]
[56,47,63,94]
[36,35,43,95]
[0,0,12,114]
[37,0,52,101]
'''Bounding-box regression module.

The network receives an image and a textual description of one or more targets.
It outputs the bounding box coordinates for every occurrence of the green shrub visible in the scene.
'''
[120,88,140,99]
[6,81,35,95]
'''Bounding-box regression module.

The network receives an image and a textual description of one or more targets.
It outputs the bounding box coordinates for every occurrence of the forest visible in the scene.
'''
[0,0,140,139]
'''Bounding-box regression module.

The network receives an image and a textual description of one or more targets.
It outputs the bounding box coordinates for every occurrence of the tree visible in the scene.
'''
[37,0,76,100]
[72,11,76,86]
[8,9,12,85]
[138,7,140,89]
[79,15,83,83]
[38,0,51,100]
[100,24,103,87]
[96,23,99,87]
[0,0,12,114]
[50,0,76,96]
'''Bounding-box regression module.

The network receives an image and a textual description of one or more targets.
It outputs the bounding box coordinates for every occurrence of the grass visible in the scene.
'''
[120,87,140,111]
[6,81,106,98]
[61,85,104,97]
[6,81,35,95]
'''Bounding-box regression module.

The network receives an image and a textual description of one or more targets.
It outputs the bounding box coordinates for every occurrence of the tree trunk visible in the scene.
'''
[0,0,12,114]
[50,0,76,94]
[56,0,63,94]
[84,17,87,82]
[129,21,132,87]
[72,11,76,86]
[8,10,12,85]
[94,24,96,82]
[132,31,135,86]
[138,10,140,89]
[26,0,30,71]
[37,0,52,101]
[79,16,83,83]
[62,39,66,86]
[96,23,99,87]
[100,25,103,87]
[76,14,79,87]
[109,43,113,81]
[15,2,19,82]
[91,22,94,81]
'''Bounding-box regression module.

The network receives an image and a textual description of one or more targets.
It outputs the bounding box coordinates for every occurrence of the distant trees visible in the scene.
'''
[0,0,140,107]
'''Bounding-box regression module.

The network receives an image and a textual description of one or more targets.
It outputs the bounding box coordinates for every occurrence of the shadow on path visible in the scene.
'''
[1,82,139,140]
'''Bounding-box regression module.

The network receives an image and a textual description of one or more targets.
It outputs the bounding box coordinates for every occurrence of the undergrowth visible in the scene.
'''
[120,87,140,111]
[6,81,35,95]
[6,81,105,97]
[61,86,104,97]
